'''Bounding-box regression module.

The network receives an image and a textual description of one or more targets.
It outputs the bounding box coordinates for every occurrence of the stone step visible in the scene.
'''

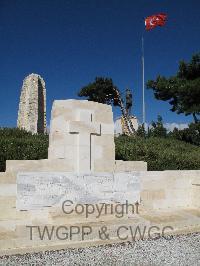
[1,208,200,256]
[48,205,141,224]
[2,208,200,241]
[0,172,16,184]
[0,209,29,221]
[48,202,143,219]
[0,218,148,250]
[0,196,16,208]
[0,222,200,256]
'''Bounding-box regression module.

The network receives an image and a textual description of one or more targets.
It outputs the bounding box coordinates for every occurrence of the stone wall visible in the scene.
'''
[0,166,200,255]
[16,169,198,211]
[17,73,46,134]
[191,173,200,208]
[140,170,200,210]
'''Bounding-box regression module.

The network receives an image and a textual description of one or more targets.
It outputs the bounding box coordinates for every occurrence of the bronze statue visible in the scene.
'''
[125,88,132,117]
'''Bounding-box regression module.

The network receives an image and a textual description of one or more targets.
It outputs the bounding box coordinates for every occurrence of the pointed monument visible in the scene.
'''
[17,73,46,133]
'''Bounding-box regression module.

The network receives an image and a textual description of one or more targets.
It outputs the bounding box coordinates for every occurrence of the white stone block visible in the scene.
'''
[48,100,115,173]
[17,172,141,210]
[0,184,16,196]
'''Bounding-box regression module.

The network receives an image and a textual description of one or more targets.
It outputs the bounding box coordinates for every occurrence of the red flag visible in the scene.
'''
[145,13,167,30]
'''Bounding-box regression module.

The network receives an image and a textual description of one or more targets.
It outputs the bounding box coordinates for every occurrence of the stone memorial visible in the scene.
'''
[0,99,199,256]
[17,73,46,134]
[48,100,115,173]
[17,100,143,210]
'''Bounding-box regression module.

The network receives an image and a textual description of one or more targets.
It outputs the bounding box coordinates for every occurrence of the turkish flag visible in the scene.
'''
[145,13,167,30]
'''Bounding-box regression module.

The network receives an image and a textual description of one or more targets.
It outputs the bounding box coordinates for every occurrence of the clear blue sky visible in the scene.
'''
[0,0,199,127]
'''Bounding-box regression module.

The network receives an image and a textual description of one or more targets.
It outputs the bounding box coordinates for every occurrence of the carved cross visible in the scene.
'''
[68,110,101,173]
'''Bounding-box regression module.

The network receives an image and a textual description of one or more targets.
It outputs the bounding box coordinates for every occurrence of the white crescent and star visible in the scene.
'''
[150,18,154,26]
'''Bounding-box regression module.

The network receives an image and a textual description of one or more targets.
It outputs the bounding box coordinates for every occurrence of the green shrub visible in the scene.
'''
[115,135,200,171]
[0,128,48,172]
[169,122,200,146]
[148,115,167,138]
[0,127,200,172]
[136,124,147,138]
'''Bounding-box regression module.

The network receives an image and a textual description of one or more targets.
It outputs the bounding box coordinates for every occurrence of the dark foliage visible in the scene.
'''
[169,122,200,146]
[0,127,199,172]
[115,135,200,171]
[136,124,147,138]
[0,128,48,172]
[78,77,120,106]
[148,115,167,138]
[147,53,200,123]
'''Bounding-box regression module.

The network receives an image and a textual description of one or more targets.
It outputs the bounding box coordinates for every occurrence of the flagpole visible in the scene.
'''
[142,36,145,125]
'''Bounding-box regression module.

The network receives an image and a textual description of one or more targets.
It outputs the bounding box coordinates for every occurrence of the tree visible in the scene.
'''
[78,77,120,106]
[147,53,200,123]
[169,122,200,146]
[78,77,137,136]
[137,124,146,138]
[148,115,167,138]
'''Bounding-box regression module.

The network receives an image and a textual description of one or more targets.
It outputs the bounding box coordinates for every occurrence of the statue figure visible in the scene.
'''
[125,88,132,117]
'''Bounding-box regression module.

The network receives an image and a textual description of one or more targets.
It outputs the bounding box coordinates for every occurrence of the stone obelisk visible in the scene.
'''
[17,73,46,134]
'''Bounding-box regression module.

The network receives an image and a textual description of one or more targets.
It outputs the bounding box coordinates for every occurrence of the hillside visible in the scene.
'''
[0,128,200,171]
[115,135,200,171]
[0,128,48,172]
